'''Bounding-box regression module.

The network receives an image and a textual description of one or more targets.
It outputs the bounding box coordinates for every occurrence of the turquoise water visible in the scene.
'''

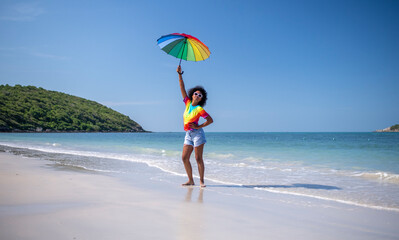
[1,132,398,211]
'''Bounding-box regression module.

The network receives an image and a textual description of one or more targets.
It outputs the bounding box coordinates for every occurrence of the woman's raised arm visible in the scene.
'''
[177,65,187,99]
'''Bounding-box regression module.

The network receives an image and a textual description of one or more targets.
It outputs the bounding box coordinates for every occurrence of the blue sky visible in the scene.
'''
[1,0,398,132]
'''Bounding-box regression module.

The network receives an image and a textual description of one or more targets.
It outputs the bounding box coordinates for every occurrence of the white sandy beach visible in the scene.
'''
[1,151,398,240]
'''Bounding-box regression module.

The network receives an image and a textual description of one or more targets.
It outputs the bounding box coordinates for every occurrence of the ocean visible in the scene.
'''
[1,132,398,212]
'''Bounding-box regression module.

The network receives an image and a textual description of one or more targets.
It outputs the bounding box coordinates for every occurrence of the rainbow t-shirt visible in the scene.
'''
[183,96,209,131]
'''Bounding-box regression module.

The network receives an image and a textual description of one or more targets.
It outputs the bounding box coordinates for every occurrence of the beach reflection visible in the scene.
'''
[178,187,204,240]
[184,187,204,203]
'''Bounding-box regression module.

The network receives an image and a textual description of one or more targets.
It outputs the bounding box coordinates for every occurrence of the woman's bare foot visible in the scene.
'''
[200,181,206,188]
[182,181,195,186]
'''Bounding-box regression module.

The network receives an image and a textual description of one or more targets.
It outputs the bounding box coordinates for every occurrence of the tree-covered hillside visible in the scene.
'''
[390,124,399,131]
[0,85,146,132]
[375,124,399,132]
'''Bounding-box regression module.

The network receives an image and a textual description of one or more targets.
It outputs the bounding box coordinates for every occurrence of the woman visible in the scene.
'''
[177,65,213,188]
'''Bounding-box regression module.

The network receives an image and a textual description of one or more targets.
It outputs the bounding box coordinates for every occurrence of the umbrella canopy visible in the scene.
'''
[157,33,211,63]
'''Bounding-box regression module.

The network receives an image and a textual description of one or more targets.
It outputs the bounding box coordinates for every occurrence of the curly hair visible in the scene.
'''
[187,86,208,107]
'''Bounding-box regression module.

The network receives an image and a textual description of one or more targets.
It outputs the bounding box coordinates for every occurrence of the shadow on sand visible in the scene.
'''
[207,183,341,190]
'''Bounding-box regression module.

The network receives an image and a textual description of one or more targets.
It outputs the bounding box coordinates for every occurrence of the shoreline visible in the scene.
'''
[1,151,399,239]
[1,139,399,213]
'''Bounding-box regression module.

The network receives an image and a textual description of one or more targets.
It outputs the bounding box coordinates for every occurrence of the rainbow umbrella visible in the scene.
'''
[157,33,211,66]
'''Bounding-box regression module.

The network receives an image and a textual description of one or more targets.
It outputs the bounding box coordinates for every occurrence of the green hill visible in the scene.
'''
[375,124,399,132]
[390,124,399,131]
[0,85,146,132]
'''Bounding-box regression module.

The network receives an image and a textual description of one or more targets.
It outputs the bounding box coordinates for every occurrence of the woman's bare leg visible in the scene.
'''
[182,144,194,186]
[195,144,206,187]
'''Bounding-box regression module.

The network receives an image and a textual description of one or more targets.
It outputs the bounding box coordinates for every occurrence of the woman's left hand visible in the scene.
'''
[189,123,201,129]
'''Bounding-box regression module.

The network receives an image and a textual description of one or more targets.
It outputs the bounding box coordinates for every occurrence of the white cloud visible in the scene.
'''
[1,2,45,22]
[0,47,68,60]
[30,51,68,60]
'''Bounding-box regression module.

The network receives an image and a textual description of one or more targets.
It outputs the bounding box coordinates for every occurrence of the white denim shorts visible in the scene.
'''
[184,128,206,147]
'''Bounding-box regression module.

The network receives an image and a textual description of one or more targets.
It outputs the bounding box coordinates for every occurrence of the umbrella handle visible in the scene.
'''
[178,38,187,73]
[178,60,184,75]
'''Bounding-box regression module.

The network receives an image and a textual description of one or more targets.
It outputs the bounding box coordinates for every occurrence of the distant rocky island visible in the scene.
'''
[374,124,399,132]
[0,85,146,132]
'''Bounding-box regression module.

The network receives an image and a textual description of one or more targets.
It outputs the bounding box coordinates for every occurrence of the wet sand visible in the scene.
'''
[0,152,398,240]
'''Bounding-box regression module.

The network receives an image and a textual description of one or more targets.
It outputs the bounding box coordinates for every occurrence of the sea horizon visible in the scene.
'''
[2,131,394,133]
